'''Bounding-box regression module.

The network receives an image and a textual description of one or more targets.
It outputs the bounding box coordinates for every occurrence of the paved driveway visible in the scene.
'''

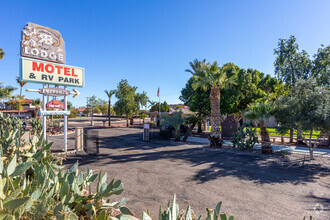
[60,127,329,219]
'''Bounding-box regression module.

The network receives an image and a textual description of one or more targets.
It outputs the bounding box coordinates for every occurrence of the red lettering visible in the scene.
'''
[55,66,63,74]
[72,68,78,77]
[32,62,44,72]
[45,64,54,73]
[64,67,70,76]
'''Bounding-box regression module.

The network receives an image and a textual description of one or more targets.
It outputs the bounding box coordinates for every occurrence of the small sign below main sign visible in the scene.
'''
[47,100,65,109]
[40,88,70,96]
[20,57,84,87]
[39,110,70,116]
[21,22,65,63]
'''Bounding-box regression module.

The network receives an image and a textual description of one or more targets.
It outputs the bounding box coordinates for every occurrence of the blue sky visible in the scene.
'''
[1,0,330,107]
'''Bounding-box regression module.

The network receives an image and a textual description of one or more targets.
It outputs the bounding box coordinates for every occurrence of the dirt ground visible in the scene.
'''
[60,127,330,220]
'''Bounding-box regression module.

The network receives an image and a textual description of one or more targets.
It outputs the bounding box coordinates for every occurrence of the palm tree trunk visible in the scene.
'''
[108,99,111,127]
[209,86,221,147]
[183,123,195,142]
[260,122,272,154]
[197,113,202,133]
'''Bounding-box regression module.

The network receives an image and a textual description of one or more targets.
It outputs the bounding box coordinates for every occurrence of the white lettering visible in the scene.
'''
[31,48,39,55]
[58,54,64,62]
[24,47,30,54]
[49,52,56,60]
[40,50,47,58]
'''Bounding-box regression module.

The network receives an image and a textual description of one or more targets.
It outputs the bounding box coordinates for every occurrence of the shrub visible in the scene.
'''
[30,118,42,136]
[70,108,79,118]
[159,129,170,140]
[232,126,258,150]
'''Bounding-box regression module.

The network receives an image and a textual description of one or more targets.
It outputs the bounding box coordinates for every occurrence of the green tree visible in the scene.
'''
[114,79,148,127]
[274,35,312,142]
[0,48,5,59]
[274,35,312,87]
[16,77,27,117]
[275,78,329,159]
[104,89,116,126]
[69,108,78,118]
[180,77,210,133]
[192,61,234,147]
[244,101,273,154]
[182,59,208,133]
[86,96,99,125]
[181,62,286,133]
[312,45,330,86]
[150,101,170,112]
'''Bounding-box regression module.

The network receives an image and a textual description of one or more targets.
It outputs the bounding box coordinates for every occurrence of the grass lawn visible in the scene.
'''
[244,127,321,139]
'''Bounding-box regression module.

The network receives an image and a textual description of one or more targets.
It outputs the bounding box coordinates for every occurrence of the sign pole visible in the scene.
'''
[42,84,47,140]
[64,86,68,152]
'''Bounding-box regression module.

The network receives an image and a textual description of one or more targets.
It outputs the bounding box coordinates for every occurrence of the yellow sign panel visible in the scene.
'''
[20,57,84,87]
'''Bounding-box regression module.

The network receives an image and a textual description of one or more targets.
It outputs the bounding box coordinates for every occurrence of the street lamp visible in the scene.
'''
[22,121,27,131]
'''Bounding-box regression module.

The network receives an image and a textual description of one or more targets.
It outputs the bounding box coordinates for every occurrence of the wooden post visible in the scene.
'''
[75,127,83,152]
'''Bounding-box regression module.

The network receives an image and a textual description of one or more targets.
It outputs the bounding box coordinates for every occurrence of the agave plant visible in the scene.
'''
[142,195,234,220]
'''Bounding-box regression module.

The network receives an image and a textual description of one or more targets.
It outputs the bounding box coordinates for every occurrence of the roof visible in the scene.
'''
[47,100,64,105]
[5,99,33,104]
[77,107,87,112]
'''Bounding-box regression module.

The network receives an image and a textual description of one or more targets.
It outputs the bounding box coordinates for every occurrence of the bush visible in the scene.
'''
[148,121,157,128]
[232,126,258,150]
[159,129,171,140]
[70,108,79,118]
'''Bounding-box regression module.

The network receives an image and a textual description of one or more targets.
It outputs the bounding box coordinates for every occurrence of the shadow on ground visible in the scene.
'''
[63,130,329,186]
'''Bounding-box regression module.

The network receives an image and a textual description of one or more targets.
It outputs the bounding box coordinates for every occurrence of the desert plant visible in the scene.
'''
[244,101,273,154]
[0,114,132,219]
[142,194,234,220]
[232,126,258,150]
[30,118,42,136]
[161,112,184,141]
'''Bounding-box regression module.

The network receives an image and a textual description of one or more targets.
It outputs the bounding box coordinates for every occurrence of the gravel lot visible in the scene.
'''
[57,127,329,220]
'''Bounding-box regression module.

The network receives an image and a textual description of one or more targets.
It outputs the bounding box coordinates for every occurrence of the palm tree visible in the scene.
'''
[0,82,16,108]
[16,77,27,117]
[185,59,206,133]
[0,48,5,60]
[192,61,232,147]
[244,101,273,154]
[104,89,116,126]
